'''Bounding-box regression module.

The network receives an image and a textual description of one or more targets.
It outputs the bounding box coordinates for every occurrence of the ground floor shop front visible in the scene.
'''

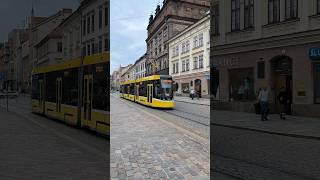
[212,42,320,118]
[173,71,210,98]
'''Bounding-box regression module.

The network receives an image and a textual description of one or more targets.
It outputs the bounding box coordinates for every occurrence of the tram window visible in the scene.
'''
[154,80,161,99]
[31,75,40,100]
[92,63,109,111]
[46,72,57,103]
[130,83,135,95]
[139,81,147,97]
[62,69,78,106]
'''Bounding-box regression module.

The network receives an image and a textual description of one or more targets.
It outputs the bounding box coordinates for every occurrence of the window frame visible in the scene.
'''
[231,0,241,31]
[268,0,280,24]
[285,0,298,20]
[244,0,254,29]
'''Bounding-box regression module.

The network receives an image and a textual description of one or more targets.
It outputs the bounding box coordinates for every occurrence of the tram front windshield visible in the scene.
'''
[160,79,173,100]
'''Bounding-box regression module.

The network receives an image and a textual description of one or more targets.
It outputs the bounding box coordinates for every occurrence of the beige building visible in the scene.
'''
[169,15,210,98]
[32,9,72,67]
[145,0,210,76]
[211,0,320,117]
[81,0,109,57]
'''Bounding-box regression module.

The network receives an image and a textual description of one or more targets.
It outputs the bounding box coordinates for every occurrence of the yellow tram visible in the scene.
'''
[120,75,174,108]
[31,52,110,136]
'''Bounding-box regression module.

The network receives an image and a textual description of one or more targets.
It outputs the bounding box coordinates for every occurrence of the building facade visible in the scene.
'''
[134,54,147,79]
[0,44,4,90]
[169,15,210,98]
[145,0,210,76]
[211,0,320,117]
[81,0,109,58]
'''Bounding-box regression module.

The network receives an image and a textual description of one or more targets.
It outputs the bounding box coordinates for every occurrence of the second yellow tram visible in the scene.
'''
[120,75,174,108]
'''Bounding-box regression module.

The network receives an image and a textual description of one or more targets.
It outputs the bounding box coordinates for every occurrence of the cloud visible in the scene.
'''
[110,0,159,73]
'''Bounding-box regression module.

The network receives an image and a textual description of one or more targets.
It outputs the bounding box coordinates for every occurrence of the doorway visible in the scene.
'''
[195,79,202,98]
[271,56,293,114]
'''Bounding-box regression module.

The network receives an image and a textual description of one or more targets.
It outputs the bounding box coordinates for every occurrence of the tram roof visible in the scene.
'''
[32,52,110,74]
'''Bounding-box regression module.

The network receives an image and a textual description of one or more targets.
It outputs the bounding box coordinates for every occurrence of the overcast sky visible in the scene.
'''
[0,0,79,42]
[110,0,159,73]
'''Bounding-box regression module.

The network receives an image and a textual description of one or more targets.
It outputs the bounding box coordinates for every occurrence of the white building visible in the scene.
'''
[134,54,146,79]
[168,15,210,98]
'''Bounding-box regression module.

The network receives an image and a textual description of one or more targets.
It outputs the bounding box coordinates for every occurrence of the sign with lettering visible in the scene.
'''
[309,48,320,60]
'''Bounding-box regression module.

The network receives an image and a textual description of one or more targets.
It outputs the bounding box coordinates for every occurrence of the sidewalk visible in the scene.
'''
[174,96,210,106]
[212,110,320,139]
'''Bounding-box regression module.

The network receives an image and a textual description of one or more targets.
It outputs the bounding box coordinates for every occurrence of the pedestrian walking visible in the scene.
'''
[277,87,287,120]
[190,89,195,100]
[258,87,269,121]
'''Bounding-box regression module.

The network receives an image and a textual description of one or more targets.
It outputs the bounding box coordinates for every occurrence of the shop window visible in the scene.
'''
[229,68,254,101]
[257,61,265,79]
[182,83,190,93]
[62,69,78,106]
[314,63,320,103]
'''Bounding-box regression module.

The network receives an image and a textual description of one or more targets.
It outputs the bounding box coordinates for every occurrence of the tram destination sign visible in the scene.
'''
[309,48,320,60]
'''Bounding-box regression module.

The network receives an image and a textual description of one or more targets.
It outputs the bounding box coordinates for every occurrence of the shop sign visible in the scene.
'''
[212,57,239,68]
[309,48,320,60]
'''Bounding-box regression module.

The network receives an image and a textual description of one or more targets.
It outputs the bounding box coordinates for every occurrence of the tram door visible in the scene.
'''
[39,80,45,114]
[56,78,62,113]
[83,75,93,126]
[147,84,153,104]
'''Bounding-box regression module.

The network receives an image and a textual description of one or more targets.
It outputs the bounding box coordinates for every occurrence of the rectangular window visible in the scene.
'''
[87,43,90,56]
[193,57,198,69]
[175,46,179,56]
[91,14,95,32]
[83,18,86,36]
[268,0,280,23]
[285,0,298,19]
[186,59,190,71]
[212,4,220,35]
[199,33,203,47]
[87,16,90,34]
[182,60,186,72]
[317,0,320,14]
[176,62,179,73]
[173,63,175,74]
[105,37,109,51]
[193,36,198,48]
[186,41,190,52]
[244,0,254,28]
[182,42,186,53]
[314,63,320,103]
[199,55,204,68]
[57,42,62,52]
[231,0,240,31]
[99,7,103,29]
[91,42,95,55]
[257,61,265,79]
[105,7,108,26]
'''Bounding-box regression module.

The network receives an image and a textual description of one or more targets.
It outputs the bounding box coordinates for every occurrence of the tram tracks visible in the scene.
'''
[162,108,210,127]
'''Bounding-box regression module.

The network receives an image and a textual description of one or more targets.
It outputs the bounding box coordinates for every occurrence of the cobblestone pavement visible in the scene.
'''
[212,109,320,138]
[0,96,109,179]
[111,95,210,179]
[211,122,320,180]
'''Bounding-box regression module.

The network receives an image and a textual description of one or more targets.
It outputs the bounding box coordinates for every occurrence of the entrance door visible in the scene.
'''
[271,56,293,113]
[83,75,93,126]
[56,78,62,113]
[147,84,153,104]
[195,79,202,98]
[39,80,44,114]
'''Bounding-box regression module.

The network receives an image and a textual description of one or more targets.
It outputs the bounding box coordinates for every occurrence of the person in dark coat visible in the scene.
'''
[277,87,287,120]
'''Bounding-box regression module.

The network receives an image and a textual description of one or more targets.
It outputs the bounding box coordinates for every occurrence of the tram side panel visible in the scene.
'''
[81,63,109,136]
[31,73,45,114]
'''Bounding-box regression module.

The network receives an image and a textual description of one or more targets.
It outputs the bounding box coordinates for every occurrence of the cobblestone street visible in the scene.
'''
[211,110,320,180]
[110,95,210,179]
